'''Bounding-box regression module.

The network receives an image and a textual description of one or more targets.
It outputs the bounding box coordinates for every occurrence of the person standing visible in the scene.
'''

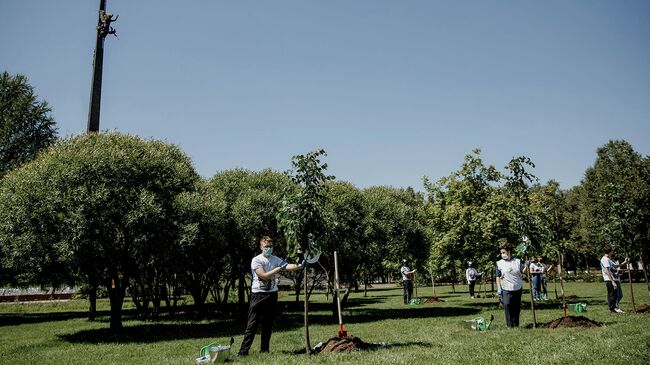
[465,261,483,299]
[496,245,528,328]
[538,256,553,301]
[238,236,303,356]
[400,259,416,304]
[612,257,629,312]
[529,257,543,301]
[600,246,623,314]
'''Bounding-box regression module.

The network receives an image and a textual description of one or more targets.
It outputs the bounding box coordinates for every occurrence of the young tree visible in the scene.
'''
[277,149,333,354]
[0,71,57,177]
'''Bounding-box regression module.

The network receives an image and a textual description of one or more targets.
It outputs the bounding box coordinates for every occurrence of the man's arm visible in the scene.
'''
[255,262,302,280]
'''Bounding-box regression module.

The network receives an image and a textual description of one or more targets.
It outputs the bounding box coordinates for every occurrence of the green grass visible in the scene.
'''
[1,282,649,365]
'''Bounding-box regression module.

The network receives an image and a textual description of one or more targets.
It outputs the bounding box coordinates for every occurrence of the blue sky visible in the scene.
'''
[1,1,648,190]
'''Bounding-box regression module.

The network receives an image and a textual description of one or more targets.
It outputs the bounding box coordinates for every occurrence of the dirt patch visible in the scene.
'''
[318,336,377,353]
[635,305,650,313]
[542,315,602,329]
[423,296,444,303]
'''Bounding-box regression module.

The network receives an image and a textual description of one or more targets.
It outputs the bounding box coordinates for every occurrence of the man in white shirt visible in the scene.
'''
[600,246,624,314]
[400,259,416,304]
[238,236,303,356]
[496,245,528,328]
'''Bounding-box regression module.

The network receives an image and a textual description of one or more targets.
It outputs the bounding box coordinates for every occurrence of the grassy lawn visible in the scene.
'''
[1,281,649,365]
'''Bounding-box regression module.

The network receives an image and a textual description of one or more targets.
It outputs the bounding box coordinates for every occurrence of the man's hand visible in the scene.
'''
[612,282,617,289]
[497,288,503,297]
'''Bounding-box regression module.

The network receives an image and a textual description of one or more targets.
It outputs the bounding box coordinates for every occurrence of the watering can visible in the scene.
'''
[572,303,587,313]
[195,338,234,364]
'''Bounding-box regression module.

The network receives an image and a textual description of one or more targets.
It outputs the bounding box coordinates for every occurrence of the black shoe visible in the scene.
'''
[238,351,248,356]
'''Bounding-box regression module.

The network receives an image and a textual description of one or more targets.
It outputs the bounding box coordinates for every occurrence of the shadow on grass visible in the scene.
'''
[58,321,244,344]
[283,340,434,355]
[0,311,104,327]
[278,305,481,328]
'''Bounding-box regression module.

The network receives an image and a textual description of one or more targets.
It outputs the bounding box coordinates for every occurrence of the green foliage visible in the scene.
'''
[423,149,503,274]
[580,140,648,257]
[0,71,57,177]
[277,149,334,258]
[0,132,198,328]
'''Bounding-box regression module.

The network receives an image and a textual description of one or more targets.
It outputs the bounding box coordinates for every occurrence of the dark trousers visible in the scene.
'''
[606,281,617,311]
[502,289,522,328]
[469,281,476,297]
[239,292,278,355]
[403,280,413,304]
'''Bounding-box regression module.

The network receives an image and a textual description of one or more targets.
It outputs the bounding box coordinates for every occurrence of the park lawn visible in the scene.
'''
[1,282,649,365]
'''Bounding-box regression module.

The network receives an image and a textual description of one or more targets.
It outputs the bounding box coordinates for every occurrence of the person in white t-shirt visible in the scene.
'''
[496,245,529,328]
[600,245,623,313]
[400,259,416,304]
[465,261,483,299]
[238,236,303,356]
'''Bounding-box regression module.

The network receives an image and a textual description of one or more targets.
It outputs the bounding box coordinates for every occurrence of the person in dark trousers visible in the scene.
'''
[465,261,483,299]
[238,236,303,356]
[496,245,529,328]
[600,245,625,314]
[400,259,416,304]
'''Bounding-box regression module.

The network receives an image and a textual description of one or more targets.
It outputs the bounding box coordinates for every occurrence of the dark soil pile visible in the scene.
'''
[423,296,444,303]
[635,305,650,313]
[318,336,376,353]
[542,315,602,329]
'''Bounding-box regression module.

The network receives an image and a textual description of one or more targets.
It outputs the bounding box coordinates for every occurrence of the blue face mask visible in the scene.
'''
[263,247,273,257]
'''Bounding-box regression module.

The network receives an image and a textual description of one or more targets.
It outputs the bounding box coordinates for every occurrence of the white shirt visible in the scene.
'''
[400,266,412,281]
[251,254,287,293]
[466,268,479,283]
[600,255,617,281]
[496,258,524,291]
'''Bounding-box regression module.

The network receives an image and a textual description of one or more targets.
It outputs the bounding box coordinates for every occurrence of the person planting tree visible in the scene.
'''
[496,245,529,328]
[238,236,304,356]
[465,261,483,299]
[400,259,416,304]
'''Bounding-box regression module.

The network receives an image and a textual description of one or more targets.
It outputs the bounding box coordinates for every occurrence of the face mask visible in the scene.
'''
[262,247,273,257]
[501,254,509,260]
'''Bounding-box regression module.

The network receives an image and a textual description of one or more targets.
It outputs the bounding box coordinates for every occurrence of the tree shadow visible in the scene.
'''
[0,311,101,327]
[283,340,434,355]
[58,321,244,344]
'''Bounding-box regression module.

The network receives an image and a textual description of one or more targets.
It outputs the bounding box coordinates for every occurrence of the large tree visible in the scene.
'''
[579,140,649,310]
[0,132,198,330]
[0,71,57,177]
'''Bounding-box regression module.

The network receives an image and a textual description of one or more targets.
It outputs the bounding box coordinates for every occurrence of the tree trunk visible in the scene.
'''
[526,268,536,329]
[450,265,456,293]
[558,251,567,317]
[108,275,126,332]
[303,266,311,355]
[627,253,637,313]
[429,268,436,297]
[364,280,368,297]
[88,283,97,321]
[238,274,246,315]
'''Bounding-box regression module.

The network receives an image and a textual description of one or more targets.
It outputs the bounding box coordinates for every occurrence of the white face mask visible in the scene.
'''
[501,254,509,260]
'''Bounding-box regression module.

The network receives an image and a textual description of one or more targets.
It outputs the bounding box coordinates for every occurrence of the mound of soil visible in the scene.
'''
[423,296,444,303]
[635,305,650,313]
[542,315,602,329]
[318,336,376,353]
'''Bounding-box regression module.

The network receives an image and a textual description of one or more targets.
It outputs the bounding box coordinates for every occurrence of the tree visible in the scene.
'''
[277,149,334,354]
[579,140,649,311]
[0,132,198,330]
[0,71,57,177]
[209,168,290,313]
[423,149,501,290]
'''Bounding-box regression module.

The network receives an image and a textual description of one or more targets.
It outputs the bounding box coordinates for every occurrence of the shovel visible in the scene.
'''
[334,251,347,337]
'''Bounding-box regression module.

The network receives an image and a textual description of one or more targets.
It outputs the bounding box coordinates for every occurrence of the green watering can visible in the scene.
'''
[572,303,587,313]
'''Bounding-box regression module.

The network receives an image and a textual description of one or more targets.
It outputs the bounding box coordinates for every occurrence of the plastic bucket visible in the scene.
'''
[199,343,231,364]
[572,303,587,313]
